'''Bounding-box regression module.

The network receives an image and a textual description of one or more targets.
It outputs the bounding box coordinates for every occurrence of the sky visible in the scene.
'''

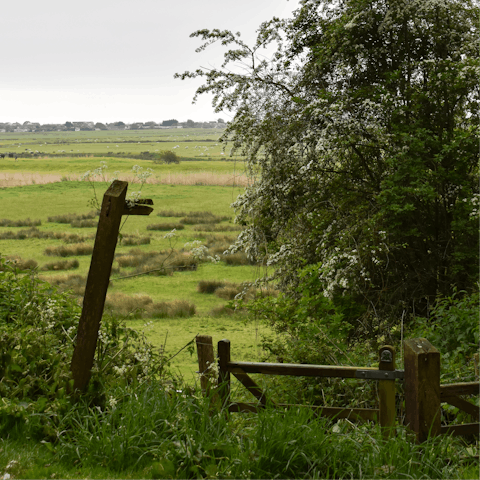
[1,0,300,125]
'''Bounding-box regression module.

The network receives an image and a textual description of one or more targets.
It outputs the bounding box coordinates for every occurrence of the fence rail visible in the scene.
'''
[197,336,479,443]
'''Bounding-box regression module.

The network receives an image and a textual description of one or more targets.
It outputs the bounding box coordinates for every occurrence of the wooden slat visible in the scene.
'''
[441,423,480,437]
[227,361,376,378]
[232,372,273,406]
[442,395,479,420]
[123,204,154,216]
[228,402,378,421]
[441,382,479,397]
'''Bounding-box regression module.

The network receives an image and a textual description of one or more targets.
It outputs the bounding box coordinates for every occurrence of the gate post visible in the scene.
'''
[378,345,396,437]
[404,338,441,442]
[196,335,215,396]
[218,339,231,409]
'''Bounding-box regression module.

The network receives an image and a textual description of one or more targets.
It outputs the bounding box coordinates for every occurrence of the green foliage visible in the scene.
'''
[0,256,165,435]
[156,150,180,164]
[179,0,479,331]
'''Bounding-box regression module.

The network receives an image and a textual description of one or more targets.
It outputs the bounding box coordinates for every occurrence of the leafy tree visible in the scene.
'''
[186,119,196,128]
[177,0,479,331]
[157,150,180,164]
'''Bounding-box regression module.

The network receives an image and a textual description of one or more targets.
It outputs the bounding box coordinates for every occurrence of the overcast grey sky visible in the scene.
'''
[1,0,300,124]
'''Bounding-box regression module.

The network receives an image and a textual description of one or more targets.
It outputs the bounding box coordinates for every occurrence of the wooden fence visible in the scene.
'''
[196,336,479,443]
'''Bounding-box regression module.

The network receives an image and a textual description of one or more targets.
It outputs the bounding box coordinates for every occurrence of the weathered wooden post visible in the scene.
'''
[378,345,396,438]
[217,339,231,409]
[404,338,441,442]
[70,180,153,393]
[196,335,215,396]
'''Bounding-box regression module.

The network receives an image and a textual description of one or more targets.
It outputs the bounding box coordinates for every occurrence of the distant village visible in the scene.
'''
[0,119,226,133]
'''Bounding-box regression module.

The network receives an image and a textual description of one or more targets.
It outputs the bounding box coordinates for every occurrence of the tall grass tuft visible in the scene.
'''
[156,210,188,217]
[47,211,97,223]
[146,223,184,231]
[41,274,87,296]
[70,219,98,228]
[0,218,41,227]
[120,234,151,246]
[197,279,225,294]
[44,243,94,257]
[41,259,79,271]
[0,255,38,271]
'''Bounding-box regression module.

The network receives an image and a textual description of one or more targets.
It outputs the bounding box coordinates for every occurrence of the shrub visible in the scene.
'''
[41,259,79,271]
[155,150,180,164]
[44,243,93,257]
[0,256,164,435]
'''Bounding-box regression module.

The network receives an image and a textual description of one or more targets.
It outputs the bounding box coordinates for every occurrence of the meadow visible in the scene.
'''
[0,129,267,379]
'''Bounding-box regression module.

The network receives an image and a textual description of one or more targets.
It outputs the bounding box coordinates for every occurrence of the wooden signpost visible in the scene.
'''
[70,180,153,393]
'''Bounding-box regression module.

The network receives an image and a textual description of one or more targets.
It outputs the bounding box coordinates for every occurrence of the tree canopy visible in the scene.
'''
[177,0,479,328]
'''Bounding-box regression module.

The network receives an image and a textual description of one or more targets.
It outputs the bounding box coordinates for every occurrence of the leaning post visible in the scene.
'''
[378,345,396,438]
[404,338,441,442]
[70,180,153,393]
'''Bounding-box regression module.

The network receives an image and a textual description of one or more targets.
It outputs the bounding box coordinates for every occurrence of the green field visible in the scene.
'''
[0,130,268,379]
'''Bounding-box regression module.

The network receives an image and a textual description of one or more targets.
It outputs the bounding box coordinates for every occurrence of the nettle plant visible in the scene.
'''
[0,256,164,432]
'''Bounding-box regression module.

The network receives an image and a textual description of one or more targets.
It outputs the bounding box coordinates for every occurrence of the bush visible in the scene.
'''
[155,150,180,164]
[0,256,163,435]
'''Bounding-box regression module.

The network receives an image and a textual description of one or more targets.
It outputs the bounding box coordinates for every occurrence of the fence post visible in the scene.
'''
[70,181,127,393]
[378,345,396,437]
[218,339,231,409]
[404,338,441,442]
[196,335,215,396]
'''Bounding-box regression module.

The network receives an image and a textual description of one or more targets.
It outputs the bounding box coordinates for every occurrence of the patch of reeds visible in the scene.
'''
[146,223,184,231]
[209,305,239,317]
[104,293,196,319]
[0,255,37,271]
[105,292,153,318]
[44,243,94,257]
[215,283,244,300]
[220,252,256,265]
[42,274,87,296]
[0,218,41,227]
[197,280,226,294]
[70,219,98,228]
[156,210,188,217]
[47,211,98,224]
[115,249,198,274]
[0,227,93,243]
[148,299,196,318]
[179,211,231,225]
[193,224,242,232]
[41,259,79,271]
[120,234,151,246]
